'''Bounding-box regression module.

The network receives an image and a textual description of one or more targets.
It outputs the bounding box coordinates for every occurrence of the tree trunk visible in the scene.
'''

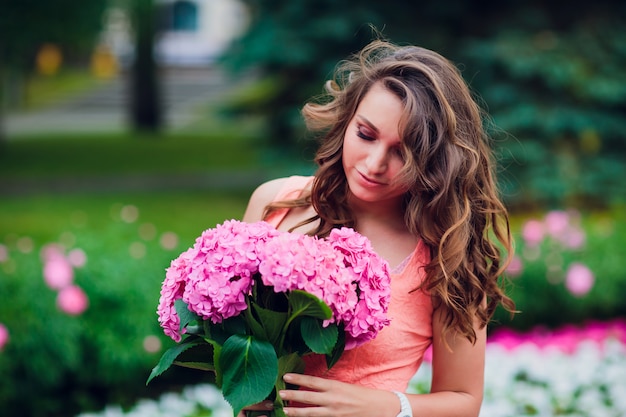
[129,0,162,133]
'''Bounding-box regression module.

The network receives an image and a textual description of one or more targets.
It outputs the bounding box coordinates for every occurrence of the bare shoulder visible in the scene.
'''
[242,177,290,222]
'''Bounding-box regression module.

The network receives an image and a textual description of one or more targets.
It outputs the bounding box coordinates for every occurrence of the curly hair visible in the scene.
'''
[264,39,516,345]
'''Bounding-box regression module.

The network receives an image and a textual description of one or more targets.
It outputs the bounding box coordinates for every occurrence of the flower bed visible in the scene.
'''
[77,319,626,417]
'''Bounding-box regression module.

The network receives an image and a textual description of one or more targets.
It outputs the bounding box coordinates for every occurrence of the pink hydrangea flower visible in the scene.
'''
[258,227,391,349]
[157,220,280,341]
[259,231,360,328]
[157,247,194,341]
[57,285,89,315]
[327,228,391,349]
[156,220,391,350]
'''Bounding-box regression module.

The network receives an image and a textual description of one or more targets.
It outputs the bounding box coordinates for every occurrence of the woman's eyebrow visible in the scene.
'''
[356,115,379,133]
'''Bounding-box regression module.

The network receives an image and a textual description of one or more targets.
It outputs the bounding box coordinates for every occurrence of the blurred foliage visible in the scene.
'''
[0,0,109,142]
[1,193,624,416]
[0,0,108,68]
[0,132,263,180]
[219,0,381,147]
[461,16,626,210]
[220,0,626,209]
[493,208,626,331]
[0,190,250,417]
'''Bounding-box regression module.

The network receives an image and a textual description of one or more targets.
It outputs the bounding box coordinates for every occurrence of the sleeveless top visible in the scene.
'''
[264,175,433,392]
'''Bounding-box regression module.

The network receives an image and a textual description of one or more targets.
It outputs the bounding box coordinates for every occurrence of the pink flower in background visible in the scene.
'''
[40,243,65,261]
[488,319,626,354]
[160,232,179,250]
[0,323,8,351]
[143,335,162,353]
[560,227,586,249]
[544,210,570,238]
[505,255,523,277]
[57,285,89,315]
[68,248,87,268]
[43,255,74,290]
[0,244,8,263]
[565,262,595,296]
[522,219,545,246]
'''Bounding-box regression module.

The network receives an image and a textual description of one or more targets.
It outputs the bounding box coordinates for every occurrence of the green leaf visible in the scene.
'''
[288,290,332,320]
[300,318,338,355]
[172,361,215,371]
[146,338,203,385]
[207,315,247,346]
[175,299,201,332]
[219,334,278,417]
[326,325,346,369]
[223,315,248,336]
[174,342,216,372]
[212,342,224,388]
[273,353,306,414]
[244,304,268,341]
[252,302,288,346]
[276,353,305,391]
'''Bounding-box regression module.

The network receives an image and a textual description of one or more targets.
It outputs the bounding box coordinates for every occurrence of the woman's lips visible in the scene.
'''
[358,171,385,187]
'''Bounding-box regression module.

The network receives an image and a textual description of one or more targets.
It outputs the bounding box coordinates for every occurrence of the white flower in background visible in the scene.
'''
[76,320,626,417]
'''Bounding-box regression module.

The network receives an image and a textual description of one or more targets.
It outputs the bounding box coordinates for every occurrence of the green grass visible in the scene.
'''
[24,69,103,110]
[0,130,313,248]
[0,132,265,179]
[0,190,252,247]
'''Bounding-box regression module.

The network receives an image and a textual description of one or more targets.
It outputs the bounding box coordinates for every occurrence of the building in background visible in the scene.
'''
[99,0,249,68]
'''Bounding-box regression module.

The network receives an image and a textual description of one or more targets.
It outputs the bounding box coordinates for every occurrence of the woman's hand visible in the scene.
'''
[279,373,399,417]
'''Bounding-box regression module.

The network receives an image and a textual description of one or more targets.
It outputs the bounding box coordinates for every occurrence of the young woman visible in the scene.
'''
[240,39,515,417]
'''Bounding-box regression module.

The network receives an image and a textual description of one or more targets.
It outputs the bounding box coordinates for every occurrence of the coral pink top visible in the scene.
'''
[265,175,433,391]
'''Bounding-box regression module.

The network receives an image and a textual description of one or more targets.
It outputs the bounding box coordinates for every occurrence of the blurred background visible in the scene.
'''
[1,0,625,416]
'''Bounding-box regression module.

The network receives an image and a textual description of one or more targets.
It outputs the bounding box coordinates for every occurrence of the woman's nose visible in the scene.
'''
[366,145,388,173]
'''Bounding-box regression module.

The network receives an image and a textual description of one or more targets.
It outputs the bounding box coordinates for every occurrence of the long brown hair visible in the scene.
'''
[264,40,516,344]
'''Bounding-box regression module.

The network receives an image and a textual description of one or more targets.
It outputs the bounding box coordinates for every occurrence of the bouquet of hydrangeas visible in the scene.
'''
[147,220,391,417]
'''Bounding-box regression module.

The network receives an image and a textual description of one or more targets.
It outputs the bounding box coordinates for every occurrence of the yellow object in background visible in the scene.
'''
[36,43,63,76]
[91,44,119,79]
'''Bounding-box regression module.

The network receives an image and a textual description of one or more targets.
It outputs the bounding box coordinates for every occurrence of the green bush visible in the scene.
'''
[0,191,250,417]
[493,207,626,331]
[1,190,624,417]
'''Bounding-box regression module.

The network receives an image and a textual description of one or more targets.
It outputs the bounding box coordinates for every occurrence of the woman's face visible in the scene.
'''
[342,82,408,207]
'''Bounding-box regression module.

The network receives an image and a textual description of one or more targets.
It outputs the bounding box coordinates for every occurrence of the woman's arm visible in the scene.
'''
[404,305,486,417]
[278,306,486,417]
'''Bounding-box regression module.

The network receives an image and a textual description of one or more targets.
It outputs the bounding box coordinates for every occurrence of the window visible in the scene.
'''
[172,0,198,31]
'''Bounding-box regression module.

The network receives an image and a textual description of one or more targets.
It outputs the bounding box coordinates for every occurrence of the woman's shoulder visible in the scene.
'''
[242,176,313,222]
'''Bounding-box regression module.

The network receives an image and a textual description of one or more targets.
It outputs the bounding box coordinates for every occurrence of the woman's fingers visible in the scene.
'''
[283,373,332,391]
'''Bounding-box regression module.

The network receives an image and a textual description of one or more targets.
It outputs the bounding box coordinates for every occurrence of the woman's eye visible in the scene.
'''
[356,127,374,141]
